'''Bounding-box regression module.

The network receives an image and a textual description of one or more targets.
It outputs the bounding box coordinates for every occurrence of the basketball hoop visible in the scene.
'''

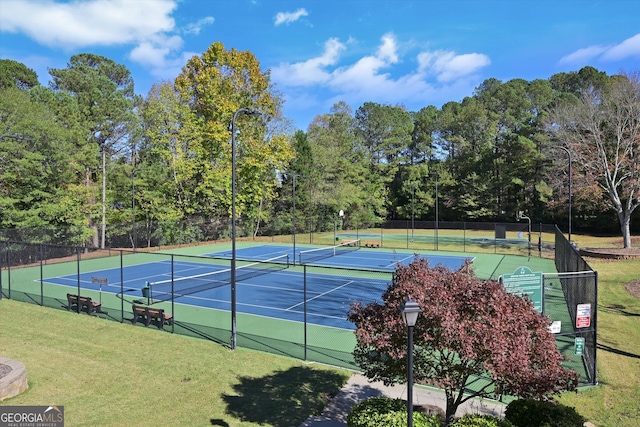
[339,210,344,218]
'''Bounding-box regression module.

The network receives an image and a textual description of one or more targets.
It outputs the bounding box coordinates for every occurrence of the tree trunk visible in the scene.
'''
[620,212,632,248]
[445,394,457,426]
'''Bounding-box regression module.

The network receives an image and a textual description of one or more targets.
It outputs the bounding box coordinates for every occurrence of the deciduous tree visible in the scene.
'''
[348,258,578,425]
[547,71,640,247]
[175,42,293,235]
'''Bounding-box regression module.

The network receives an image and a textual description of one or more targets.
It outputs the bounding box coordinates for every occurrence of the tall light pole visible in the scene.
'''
[549,146,572,243]
[400,299,422,427]
[230,108,261,350]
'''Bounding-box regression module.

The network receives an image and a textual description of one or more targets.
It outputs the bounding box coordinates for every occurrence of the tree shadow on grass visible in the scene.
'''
[597,343,640,359]
[221,365,348,427]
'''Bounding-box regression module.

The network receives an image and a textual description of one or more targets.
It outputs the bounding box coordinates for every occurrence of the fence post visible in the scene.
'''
[39,243,44,306]
[120,251,124,323]
[304,265,308,361]
[76,246,81,313]
[0,240,3,300]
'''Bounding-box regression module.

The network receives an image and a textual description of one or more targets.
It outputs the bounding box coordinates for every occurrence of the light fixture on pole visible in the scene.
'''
[230,108,261,350]
[516,211,532,257]
[400,299,422,427]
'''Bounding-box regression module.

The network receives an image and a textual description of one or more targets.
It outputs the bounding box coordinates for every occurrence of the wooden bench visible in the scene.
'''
[364,240,380,248]
[67,293,102,315]
[132,304,173,330]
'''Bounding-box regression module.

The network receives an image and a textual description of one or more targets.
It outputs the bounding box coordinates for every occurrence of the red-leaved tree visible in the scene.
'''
[347,258,579,424]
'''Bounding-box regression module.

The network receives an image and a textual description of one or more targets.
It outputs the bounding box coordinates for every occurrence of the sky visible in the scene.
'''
[1,0,639,130]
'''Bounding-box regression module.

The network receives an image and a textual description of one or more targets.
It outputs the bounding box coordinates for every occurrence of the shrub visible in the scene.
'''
[505,398,585,427]
[449,414,514,427]
[347,396,442,427]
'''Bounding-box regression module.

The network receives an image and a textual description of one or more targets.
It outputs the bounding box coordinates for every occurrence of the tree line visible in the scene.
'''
[1,44,638,248]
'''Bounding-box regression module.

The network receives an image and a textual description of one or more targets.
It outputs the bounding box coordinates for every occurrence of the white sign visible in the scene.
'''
[576,303,591,328]
[549,321,562,334]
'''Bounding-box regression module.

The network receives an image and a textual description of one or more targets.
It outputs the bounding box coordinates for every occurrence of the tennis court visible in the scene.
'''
[205,241,474,271]
[5,238,591,382]
[40,243,472,329]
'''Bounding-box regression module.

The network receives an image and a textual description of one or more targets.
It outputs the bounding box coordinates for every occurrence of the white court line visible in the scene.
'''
[286,280,354,311]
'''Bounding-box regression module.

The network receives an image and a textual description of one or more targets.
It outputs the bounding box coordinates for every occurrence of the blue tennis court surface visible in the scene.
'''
[42,245,472,329]
[206,244,473,271]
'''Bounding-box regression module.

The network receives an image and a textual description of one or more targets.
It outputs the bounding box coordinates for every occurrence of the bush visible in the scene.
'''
[505,399,585,427]
[449,414,513,427]
[347,396,442,427]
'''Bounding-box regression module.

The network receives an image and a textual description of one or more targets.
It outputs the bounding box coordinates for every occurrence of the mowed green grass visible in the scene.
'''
[0,300,350,427]
[556,253,640,427]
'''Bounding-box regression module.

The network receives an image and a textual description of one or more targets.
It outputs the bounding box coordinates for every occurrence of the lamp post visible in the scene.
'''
[230,108,261,350]
[549,146,572,243]
[400,299,422,427]
[517,211,532,257]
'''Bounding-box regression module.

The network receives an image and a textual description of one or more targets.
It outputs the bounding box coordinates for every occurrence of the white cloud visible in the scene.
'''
[184,16,214,35]
[559,45,608,65]
[560,33,640,65]
[418,50,491,82]
[272,33,490,110]
[0,0,209,83]
[601,33,640,61]
[272,33,494,128]
[129,35,183,69]
[271,38,345,85]
[274,8,308,26]
[0,0,177,49]
[376,33,399,64]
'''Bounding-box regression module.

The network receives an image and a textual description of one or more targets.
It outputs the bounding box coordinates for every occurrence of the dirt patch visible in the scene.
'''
[625,279,640,298]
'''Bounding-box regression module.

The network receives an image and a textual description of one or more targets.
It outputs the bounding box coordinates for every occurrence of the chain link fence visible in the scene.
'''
[1,224,597,382]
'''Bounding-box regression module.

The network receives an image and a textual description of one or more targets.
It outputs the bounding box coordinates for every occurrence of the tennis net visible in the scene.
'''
[298,239,360,265]
[147,254,289,302]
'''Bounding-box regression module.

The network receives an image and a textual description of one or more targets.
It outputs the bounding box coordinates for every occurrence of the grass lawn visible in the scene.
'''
[0,300,350,426]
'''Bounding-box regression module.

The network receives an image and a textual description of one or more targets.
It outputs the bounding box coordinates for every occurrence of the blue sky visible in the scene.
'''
[1,0,639,130]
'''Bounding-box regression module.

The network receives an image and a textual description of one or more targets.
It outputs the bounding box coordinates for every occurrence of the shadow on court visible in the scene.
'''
[221,366,348,426]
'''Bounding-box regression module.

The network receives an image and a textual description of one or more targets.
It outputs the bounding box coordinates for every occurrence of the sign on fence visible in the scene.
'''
[500,266,543,312]
[576,303,592,328]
